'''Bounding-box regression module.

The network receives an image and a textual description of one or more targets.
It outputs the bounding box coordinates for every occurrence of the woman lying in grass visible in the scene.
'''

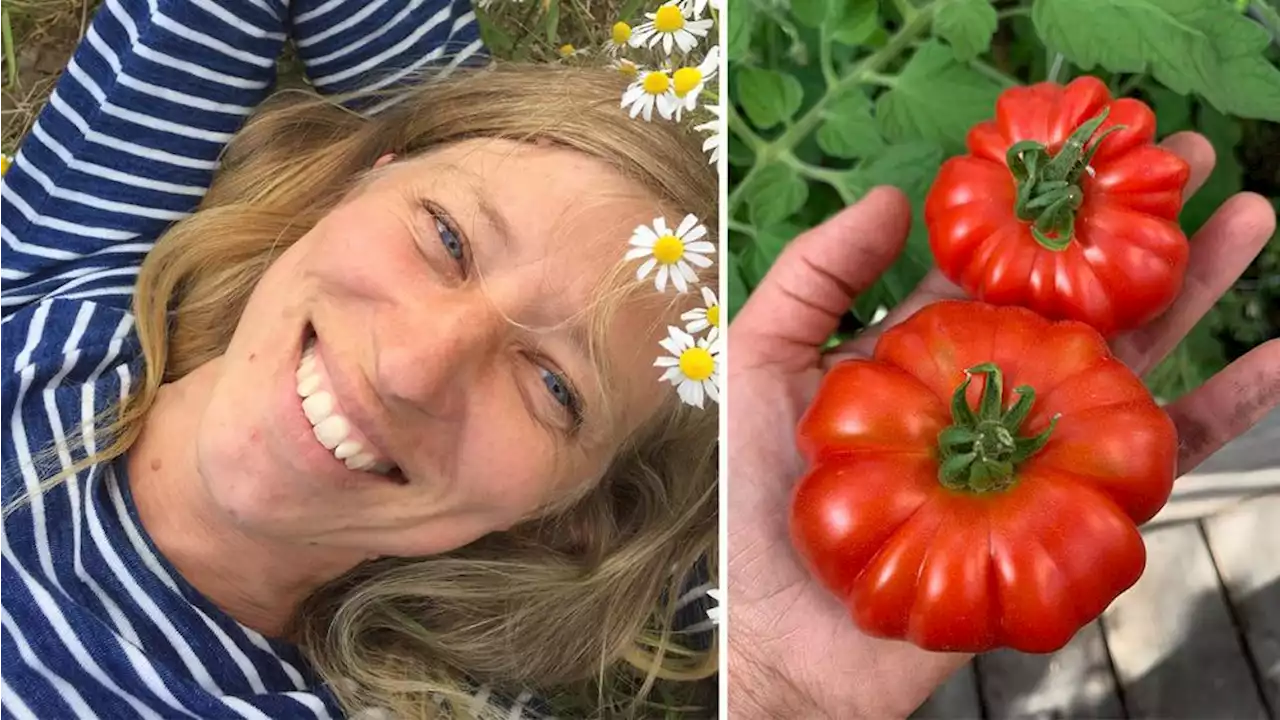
[1,0,722,717]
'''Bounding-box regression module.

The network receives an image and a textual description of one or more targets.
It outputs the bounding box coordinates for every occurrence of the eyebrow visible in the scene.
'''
[472,191,515,253]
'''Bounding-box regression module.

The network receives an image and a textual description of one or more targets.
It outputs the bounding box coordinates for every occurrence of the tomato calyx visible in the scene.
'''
[937,362,1060,493]
[1006,108,1126,252]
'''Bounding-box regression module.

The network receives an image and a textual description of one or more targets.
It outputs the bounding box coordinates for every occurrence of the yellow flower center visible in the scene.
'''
[652,234,684,264]
[642,71,671,95]
[654,5,685,32]
[707,305,720,328]
[679,347,715,382]
[673,67,703,97]
[617,60,639,78]
[558,44,575,57]
[612,21,631,44]
[0,155,10,176]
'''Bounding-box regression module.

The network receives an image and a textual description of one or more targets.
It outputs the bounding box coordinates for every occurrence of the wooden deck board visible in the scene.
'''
[1102,521,1267,719]
[975,621,1124,719]
[1203,494,1280,716]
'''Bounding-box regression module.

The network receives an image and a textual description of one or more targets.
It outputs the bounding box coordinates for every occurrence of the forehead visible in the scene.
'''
[388,139,682,435]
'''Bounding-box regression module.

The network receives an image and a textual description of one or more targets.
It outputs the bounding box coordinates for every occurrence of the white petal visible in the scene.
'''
[683,225,708,243]
[654,356,680,367]
[685,318,710,333]
[684,240,714,253]
[628,97,645,119]
[625,247,652,261]
[641,96,654,122]
[654,217,671,234]
[671,326,696,348]
[656,93,677,120]
[689,19,713,33]
[655,265,669,292]
[672,268,689,294]
[676,213,698,237]
[685,252,714,269]
[659,335,682,356]
[659,366,683,382]
[704,378,720,404]
[700,286,718,307]
[621,85,645,106]
[678,380,705,408]
[675,30,697,53]
[680,308,705,321]
[700,46,721,74]
[634,225,659,244]
[635,257,657,280]
[677,261,699,285]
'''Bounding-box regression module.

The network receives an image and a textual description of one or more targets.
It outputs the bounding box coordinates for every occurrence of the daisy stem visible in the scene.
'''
[728,0,938,211]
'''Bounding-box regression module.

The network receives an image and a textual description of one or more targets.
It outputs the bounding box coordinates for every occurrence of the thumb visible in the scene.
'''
[730,187,912,372]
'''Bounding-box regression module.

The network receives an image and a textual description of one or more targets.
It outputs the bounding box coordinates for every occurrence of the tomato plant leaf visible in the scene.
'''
[1143,82,1193,138]
[934,0,999,61]
[1033,0,1280,122]
[727,251,750,320]
[816,87,884,158]
[875,41,1003,152]
[743,162,810,226]
[1181,104,1244,236]
[831,0,880,45]
[728,0,758,61]
[843,142,944,314]
[791,0,832,28]
[737,67,806,129]
[741,222,805,286]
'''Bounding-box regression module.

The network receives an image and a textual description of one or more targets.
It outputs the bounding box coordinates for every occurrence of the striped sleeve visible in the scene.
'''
[289,0,486,103]
[0,0,289,321]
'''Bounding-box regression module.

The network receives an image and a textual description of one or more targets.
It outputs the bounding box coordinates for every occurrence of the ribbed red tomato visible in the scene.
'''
[925,76,1191,337]
[790,301,1177,653]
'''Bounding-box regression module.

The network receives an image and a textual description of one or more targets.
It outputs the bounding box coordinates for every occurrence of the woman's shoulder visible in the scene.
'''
[1,298,140,499]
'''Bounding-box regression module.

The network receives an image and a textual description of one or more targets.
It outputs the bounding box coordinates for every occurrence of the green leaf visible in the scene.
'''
[934,0,998,61]
[737,67,806,129]
[844,142,945,314]
[742,162,810,225]
[875,41,1003,152]
[728,0,759,62]
[831,0,880,45]
[727,251,750,320]
[475,12,515,58]
[1143,82,1193,137]
[741,222,805,286]
[816,87,885,158]
[545,0,561,44]
[791,0,831,28]
[1032,0,1280,122]
[1181,103,1243,236]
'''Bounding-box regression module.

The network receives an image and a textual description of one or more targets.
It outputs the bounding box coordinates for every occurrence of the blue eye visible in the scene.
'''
[435,217,464,262]
[540,367,574,409]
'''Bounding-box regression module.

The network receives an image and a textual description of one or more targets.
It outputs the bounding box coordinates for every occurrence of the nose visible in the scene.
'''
[374,290,505,416]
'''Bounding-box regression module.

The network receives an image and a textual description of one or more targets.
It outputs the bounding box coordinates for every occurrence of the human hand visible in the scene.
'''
[726,133,1279,719]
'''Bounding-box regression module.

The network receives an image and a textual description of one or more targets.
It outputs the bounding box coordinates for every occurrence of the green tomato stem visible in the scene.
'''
[938,363,1060,493]
[1005,108,1126,252]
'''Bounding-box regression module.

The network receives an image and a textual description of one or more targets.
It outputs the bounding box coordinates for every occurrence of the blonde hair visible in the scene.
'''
[26,65,719,718]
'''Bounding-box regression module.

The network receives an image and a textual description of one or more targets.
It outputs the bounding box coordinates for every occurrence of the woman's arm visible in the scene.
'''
[288,0,486,108]
[0,0,288,319]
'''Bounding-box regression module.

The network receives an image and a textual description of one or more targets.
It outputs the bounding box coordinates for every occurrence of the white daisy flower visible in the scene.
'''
[681,286,720,335]
[610,58,643,80]
[680,0,720,18]
[625,214,715,293]
[671,45,720,119]
[630,1,714,55]
[621,69,680,121]
[705,588,722,625]
[655,326,722,408]
[605,21,632,56]
[693,104,722,165]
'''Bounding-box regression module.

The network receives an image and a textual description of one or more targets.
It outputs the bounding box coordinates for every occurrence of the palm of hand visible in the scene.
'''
[728,133,1279,719]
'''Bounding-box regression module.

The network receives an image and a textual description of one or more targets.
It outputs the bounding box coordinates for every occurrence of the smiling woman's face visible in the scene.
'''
[193,139,678,558]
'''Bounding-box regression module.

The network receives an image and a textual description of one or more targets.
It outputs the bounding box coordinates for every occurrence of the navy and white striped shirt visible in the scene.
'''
[0,0,491,717]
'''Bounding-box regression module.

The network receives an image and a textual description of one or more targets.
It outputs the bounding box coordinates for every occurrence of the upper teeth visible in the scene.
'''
[296,339,393,474]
